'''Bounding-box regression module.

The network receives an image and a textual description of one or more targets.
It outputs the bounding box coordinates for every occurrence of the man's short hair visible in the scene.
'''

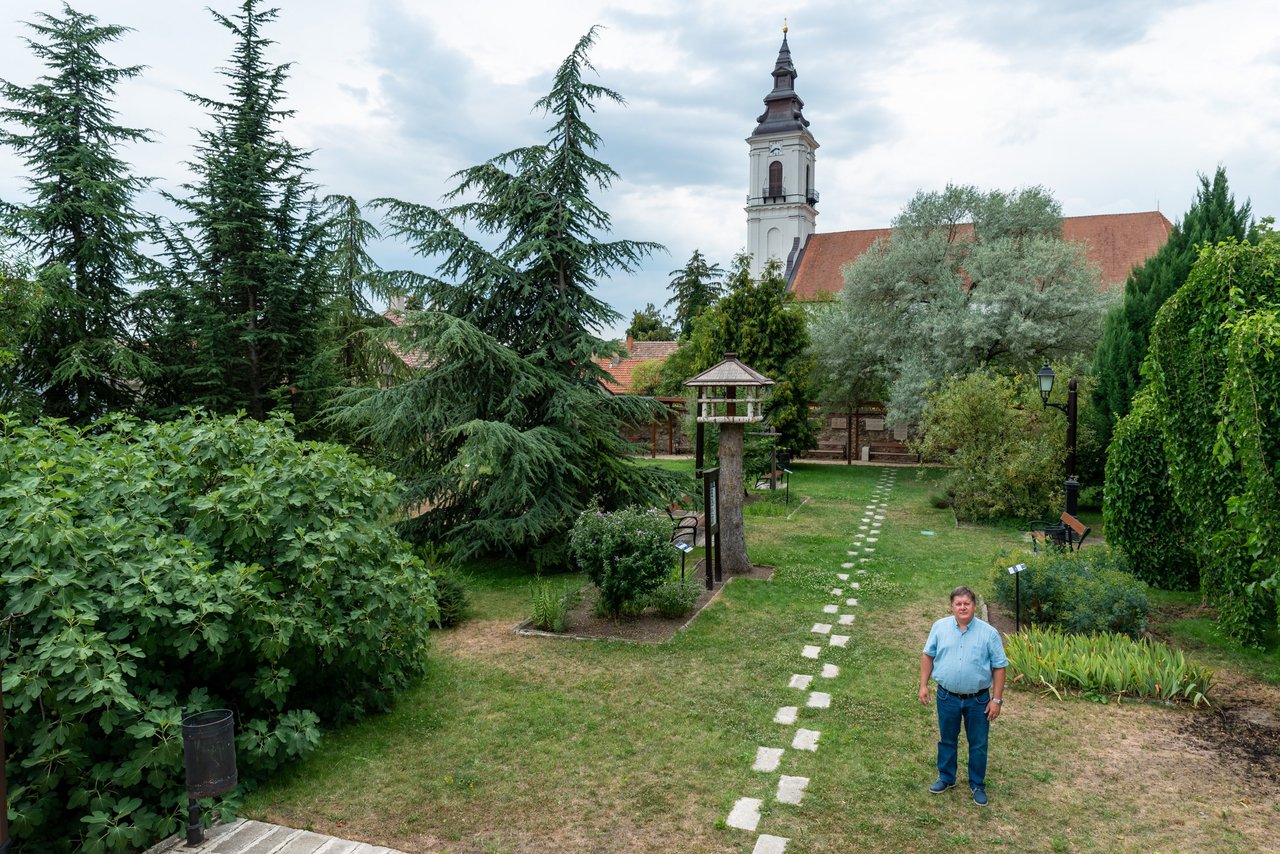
[949,585,976,603]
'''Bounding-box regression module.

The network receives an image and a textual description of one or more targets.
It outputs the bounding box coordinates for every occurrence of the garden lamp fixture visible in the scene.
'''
[1036,361,1056,407]
[1036,360,1079,516]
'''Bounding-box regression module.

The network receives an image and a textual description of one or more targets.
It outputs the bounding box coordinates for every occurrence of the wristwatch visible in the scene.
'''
[991,697,1003,705]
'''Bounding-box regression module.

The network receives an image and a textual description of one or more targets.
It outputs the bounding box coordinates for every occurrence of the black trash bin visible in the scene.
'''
[182,708,237,844]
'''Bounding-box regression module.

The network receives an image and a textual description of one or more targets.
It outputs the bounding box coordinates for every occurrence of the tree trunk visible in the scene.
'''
[718,423,752,574]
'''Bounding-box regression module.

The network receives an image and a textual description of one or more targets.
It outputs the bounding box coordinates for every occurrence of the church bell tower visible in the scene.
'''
[746,26,818,280]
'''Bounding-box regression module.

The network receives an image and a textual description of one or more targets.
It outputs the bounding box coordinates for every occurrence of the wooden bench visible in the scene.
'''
[1028,511,1091,553]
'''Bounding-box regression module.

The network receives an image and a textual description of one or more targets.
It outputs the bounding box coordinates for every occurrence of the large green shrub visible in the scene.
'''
[1147,237,1280,643]
[991,547,1149,637]
[569,507,674,617]
[0,414,436,853]
[914,368,1096,521]
[1103,387,1198,589]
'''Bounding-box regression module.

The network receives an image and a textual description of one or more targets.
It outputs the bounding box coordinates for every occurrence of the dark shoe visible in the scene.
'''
[971,785,988,806]
[929,779,956,794]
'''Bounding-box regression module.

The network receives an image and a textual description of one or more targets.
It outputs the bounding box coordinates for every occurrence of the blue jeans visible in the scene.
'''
[935,686,990,789]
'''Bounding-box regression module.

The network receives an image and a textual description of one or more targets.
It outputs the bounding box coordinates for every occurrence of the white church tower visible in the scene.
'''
[746,27,818,280]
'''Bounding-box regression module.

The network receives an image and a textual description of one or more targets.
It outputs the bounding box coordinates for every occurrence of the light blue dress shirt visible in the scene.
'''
[923,616,1008,694]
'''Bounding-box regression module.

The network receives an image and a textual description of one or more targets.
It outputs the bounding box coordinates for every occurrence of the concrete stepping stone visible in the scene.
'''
[821,663,840,678]
[841,562,854,568]
[802,645,821,659]
[837,573,849,581]
[838,614,855,625]
[874,515,885,521]
[863,547,875,553]
[792,728,820,751]
[829,634,849,647]
[870,529,880,534]
[774,706,798,725]
[753,835,789,854]
[806,692,831,708]
[727,797,762,831]
[789,674,813,690]
[859,558,871,563]
[822,604,838,614]
[866,537,878,543]
[753,746,784,772]
[831,588,843,595]
[857,569,868,574]
[777,775,810,805]
[846,598,859,606]
[847,550,858,556]
[858,525,868,530]
[850,581,861,589]
[811,622,832,634]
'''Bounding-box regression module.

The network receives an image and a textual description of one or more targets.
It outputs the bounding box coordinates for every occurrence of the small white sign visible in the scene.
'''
[673,542,694,554]
[1007,563,1027,575]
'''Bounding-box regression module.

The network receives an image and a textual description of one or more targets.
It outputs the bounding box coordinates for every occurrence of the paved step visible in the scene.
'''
[144,819,408,854]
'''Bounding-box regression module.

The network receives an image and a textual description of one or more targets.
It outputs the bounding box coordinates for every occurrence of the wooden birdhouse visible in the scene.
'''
[684,352,775,423]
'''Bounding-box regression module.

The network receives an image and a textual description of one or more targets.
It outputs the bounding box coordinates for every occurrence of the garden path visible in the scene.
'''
[144,818,409,854]
[725,468,898,853]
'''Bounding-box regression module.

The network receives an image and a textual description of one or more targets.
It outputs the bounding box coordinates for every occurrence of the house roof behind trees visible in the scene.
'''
[592,336,680,395]
[787,210,1173,300]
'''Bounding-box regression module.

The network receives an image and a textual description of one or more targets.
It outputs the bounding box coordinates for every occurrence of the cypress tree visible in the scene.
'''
[1092,168,1251,442]
[142,0,326,422]
[0,5,152,422]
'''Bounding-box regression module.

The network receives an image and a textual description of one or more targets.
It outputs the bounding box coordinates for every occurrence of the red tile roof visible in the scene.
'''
[592,339,680,395]
[789,211,1172,300]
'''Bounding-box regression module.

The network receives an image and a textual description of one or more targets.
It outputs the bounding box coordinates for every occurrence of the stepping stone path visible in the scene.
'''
[727,467,898,852]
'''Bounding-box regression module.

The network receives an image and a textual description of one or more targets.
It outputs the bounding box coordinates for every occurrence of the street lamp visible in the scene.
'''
[1036,361,1079,516]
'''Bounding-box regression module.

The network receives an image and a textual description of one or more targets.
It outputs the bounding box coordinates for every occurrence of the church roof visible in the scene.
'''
[787,210,1173,300]
[751,32,810,137]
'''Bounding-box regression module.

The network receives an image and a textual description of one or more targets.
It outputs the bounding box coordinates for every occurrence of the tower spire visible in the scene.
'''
[753,26,809,136]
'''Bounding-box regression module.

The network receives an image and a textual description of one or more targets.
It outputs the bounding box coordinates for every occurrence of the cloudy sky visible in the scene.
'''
[2,0,1278,339]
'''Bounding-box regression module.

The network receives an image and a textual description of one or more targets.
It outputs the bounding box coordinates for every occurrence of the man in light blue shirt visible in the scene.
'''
[918,585,1008,806]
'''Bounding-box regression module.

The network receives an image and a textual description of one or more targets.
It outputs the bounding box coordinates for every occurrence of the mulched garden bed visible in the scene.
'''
[513,561,774,644]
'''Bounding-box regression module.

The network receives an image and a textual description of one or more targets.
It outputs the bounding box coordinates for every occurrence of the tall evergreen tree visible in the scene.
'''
[141,0,326,422]
[333,28,680,568]
[624,302,675,342]
[0,4,152,422]
[665,248,724,338]
[1091,167,1252,442]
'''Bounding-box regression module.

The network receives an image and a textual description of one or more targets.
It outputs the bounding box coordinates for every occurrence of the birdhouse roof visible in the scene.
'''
[684,353,775,388]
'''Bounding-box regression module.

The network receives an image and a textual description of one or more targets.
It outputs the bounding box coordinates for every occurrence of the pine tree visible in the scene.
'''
[665,248,724,338]
[0,5,152,422]
[332,28,680,568]
[1092,168,1251,442]
[142,0,326,422]
[624,303,675,342]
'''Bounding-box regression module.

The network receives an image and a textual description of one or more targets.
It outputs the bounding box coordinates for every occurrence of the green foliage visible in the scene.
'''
[0,413,436,852]
[139,0,327,423]
[624,302,675,342]
[991,547,1149,637]
[649,575,701,618]
[1006,625,1213,705]
[628,359,666,395]
[1148,237,1280,644]
[330,29,681,569]
[0,5,153,422]
[913,367,1094,521]
[1103,387,1197,589]
[0,258,51,417]
[823,184,1113,427]
[569,507,674,618]
[429,570,472,629]
[665,248,724,339]
[529,579,575,632]
[677,255,817,451]
[1092,168,1252,443]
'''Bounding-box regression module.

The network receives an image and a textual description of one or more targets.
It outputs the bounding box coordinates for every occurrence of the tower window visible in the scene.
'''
[768,160,783,198]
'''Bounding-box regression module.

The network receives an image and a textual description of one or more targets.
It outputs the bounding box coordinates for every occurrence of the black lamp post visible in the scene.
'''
[1036,361,1079,516]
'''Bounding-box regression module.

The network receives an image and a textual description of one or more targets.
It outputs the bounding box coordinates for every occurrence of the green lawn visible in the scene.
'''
[244,462,1276,853]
